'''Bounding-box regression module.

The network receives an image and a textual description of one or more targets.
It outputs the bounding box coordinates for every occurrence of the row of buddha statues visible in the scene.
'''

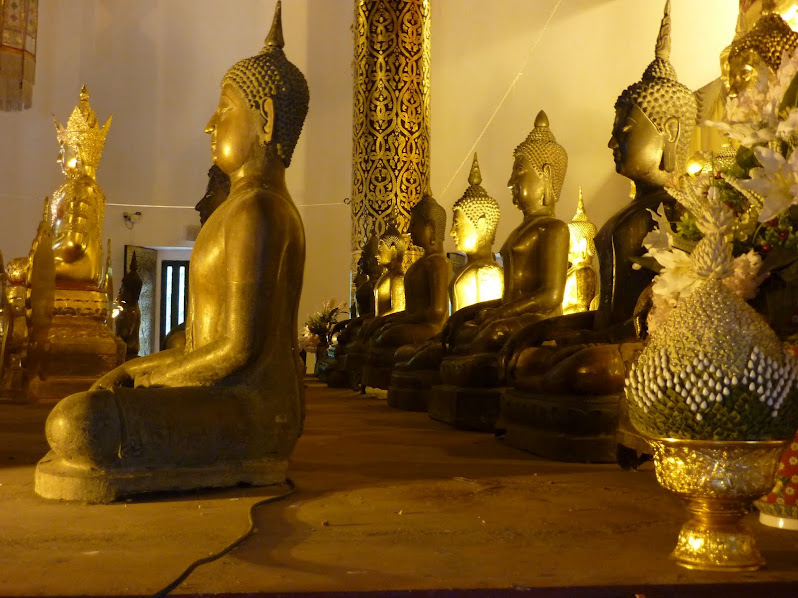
[321,0,775,464]
[0,0,791,502]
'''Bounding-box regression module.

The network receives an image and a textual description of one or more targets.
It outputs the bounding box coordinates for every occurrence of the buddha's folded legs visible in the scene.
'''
[510,343,628,395]
[44,385,299,470]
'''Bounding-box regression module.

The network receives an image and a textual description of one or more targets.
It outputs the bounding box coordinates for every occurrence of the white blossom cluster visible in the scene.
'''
[628,344,798,422]
[627,278,796,432]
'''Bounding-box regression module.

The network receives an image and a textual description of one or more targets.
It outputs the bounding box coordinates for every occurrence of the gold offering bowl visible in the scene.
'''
[649,437,789,571]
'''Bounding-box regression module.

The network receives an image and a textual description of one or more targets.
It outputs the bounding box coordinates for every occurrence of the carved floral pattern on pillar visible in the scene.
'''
[0,0,38,111]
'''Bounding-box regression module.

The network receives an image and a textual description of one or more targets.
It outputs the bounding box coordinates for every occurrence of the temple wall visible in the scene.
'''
[0,0,736,347]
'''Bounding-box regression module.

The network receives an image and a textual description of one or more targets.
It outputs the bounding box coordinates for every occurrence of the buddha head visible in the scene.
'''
[609,0,697,189]
[727,8,798,97]
[509,110,567,216]
[409,192,447,252]
[195,164,231,226]
[451,154,500,255]
[567,188,597,267]
[377,222,408,270]
[54,85,112,179]
[357,231,382,281]
[206,1,309,174]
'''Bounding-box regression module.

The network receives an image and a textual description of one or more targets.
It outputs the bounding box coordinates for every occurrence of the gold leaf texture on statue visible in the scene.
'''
[53,85,112,169]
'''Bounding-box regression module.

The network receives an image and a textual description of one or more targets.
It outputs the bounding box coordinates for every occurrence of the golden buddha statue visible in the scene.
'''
[361,192,452,391]
[427,110,570,430]
[497,0,697,462]
[25,87,123,402]
[450,154,503,312]
[113,252,143,361]
[0,207,55,403]
[727,2,798,99]
[387,155,502,411]
[35,1,310,502]
[562,187,597,315]
[50,85,111,289]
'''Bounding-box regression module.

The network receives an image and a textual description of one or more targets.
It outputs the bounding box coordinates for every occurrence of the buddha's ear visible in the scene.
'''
[542,163,554,205]
[662,116,680,173]
[476,214,487,235]
[260,97,275,144]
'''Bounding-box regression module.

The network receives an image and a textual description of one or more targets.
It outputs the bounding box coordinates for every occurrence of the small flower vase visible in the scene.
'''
[649,437,789,570]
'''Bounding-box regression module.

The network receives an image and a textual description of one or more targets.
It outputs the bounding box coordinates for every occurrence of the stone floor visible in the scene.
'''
[1,378,797,597]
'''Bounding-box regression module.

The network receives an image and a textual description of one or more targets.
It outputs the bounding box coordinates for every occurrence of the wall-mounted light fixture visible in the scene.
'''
[123,211,142,229]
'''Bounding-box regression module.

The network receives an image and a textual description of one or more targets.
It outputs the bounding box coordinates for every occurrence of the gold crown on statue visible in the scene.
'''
[54,85,112,169]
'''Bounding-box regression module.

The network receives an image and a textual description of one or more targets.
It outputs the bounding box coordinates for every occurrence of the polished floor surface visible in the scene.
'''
[1,378,797,597]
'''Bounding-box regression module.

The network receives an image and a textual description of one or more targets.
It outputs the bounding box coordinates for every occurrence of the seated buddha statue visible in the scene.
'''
[317,232,381,385]
[113,252,143,361]
[427,111,570,430]
[26,86,123,401]
[35,1,310,502]
[562,188,598,315]
[163,164,231,351]
[360,193,452,390]
[387,154,502,411]
[497,0,697,462]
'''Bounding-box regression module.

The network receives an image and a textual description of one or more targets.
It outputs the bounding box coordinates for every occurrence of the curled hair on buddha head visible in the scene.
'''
[411,190,447,246]
[614,0,697,173]
[513,110,568,202]
[729,5,798,74]
[453,154,500,245]
[207,164,231,195]
[380,216,408,255]
[221,1,309,168]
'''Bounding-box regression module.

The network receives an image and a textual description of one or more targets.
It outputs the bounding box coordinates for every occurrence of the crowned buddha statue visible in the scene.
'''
[427,111,570,431]
[35,1,310,503]
[360,193,452,391]
[113,252,143,361]
[562,188,598,315]
[387,154,502,411]
[26,87,123,401]
[497,0,697,463]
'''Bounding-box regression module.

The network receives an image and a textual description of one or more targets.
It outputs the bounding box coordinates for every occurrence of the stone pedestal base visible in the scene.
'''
[315,354,336,382]
[496,388,620,463]
[387,368,439,412]
[30,314,124,402]
[428,384,503,432]
[341,351,366,390]
[361,346,398,391]
[34,451,288,504]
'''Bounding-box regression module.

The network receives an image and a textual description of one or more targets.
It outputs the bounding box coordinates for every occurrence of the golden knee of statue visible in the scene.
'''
[35,2,310,503]
[497,0,697,464]
[361,193,452,391]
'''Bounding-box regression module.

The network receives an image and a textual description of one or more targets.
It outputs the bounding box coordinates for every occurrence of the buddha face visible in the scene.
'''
[409,213,433,249]
[508,155,548,215]
[205,83,269,175]
[451,208,479,254]
[728,49,770,98]
[377,240,397,266]
[195,177,229,226]
[57,143,81,178]
[608,103,669,185]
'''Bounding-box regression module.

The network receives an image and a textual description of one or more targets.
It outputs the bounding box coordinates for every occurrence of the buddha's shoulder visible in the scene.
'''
[516,214,568,236]
[224,187,300,219]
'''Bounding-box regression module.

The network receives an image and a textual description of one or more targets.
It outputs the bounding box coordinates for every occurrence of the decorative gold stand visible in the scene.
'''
[649,438,789,571]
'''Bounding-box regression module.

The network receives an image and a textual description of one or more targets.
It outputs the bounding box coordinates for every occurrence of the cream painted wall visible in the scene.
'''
[0,0,738,342]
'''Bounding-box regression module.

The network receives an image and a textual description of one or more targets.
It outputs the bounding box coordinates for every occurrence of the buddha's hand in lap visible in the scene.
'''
[475,307,497,325]
[91,364,134,390]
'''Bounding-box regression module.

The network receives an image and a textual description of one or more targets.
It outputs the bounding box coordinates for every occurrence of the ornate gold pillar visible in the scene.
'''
[351,0,431,289]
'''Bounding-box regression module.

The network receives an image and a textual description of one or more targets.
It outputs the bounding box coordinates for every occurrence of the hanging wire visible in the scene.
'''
[439,0,564,199]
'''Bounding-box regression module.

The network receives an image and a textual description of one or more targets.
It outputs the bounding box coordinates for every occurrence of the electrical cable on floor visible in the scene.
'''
[150,478,296,598]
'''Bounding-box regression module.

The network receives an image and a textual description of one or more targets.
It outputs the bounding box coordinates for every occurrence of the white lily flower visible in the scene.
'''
[739,146,798,222]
